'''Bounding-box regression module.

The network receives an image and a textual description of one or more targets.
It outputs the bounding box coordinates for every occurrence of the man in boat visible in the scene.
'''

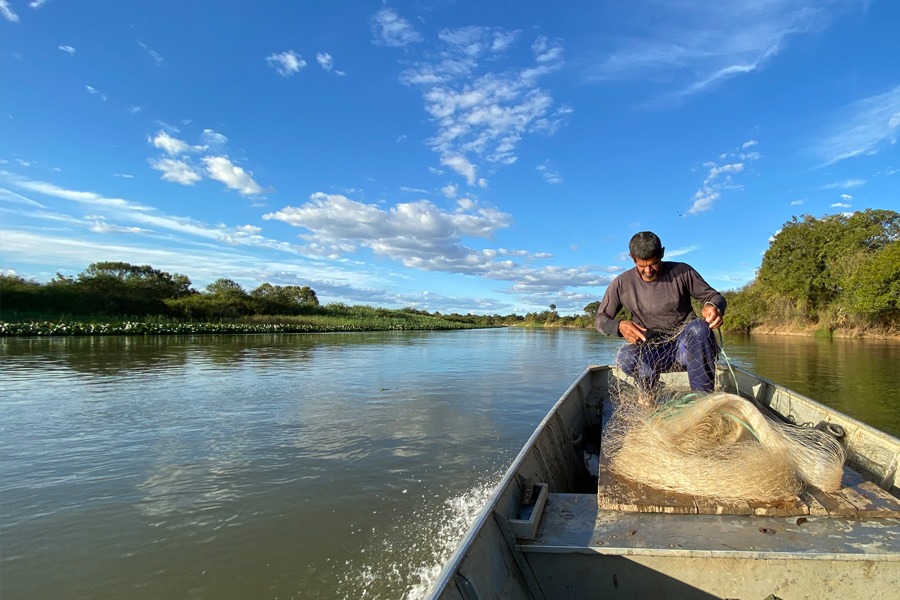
[594,231,726,396]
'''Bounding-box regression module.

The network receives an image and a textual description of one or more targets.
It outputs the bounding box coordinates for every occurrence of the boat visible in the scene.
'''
[426,364,900,599]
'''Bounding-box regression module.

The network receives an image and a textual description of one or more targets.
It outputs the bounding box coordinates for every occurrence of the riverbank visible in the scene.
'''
[749,323,900,340]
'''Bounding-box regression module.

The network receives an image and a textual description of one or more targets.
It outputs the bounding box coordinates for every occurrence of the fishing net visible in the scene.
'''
[602,322,846,501]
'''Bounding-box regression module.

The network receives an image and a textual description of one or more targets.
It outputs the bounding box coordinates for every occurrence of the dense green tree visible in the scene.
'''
[757,210,899,322]
[206,278,245,296]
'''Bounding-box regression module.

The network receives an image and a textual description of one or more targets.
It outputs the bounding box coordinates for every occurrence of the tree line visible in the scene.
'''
[2,209,897,334]
[0,261,322,321]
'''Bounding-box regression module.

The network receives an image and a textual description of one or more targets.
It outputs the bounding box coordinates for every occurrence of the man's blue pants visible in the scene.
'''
[616,319,719,393]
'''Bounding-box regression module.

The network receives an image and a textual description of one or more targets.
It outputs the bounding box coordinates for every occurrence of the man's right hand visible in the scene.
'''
[618,320,648,344]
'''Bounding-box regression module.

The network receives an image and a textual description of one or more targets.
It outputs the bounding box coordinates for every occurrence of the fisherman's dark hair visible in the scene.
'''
[629,231,663,260]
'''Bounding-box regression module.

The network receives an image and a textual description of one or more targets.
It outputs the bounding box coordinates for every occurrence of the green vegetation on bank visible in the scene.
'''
[1,210,896,337]
[0,261,517,335]
[721,209,898,335]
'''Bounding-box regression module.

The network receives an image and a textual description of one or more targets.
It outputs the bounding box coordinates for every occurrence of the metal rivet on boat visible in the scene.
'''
[824,423,845,439]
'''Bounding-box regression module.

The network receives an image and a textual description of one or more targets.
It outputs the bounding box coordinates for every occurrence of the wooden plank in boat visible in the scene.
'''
[597,452,696,514]
[693,494,753,515]
[839,481,900,517]
[747,496,808,517]
[804,486,859,516]
[797,489,830,516]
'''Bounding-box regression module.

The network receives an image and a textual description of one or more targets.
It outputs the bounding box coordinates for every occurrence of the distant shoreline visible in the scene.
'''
[747,324,900,341]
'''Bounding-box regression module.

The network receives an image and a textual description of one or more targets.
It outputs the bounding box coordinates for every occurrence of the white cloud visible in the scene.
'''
[89,219,152,235]
[261,192,614,296]
[29,0,49,8]
[441,155,478,186]
[812,84,900,165]
[58,45,76,55]
[396,23,568,186]
[266,51,307,77]
[201,129,228,149]
[688,143,758,214]
[820,178,866,189]
[790,199,805,206]
[840,193,852,201]
[370,7,422,47]
[830,202,852,208]
[0,1,19,22]
[85,85,107,101]
[441,183,458,198]
[0,187,45,207]
[585,1,850,101]
[203,156,263,195]
[137,40,164,65]
[150,158,203,185]
[536,161,562,184]
[263,192,512,268]
[316,52,333,71]
[150,131,206,156]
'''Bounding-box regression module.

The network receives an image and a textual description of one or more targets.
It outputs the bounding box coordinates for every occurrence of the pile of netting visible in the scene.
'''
[604,330,846,501]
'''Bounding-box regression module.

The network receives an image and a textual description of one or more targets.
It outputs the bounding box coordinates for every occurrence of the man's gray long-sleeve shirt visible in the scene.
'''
[594,261,726,337]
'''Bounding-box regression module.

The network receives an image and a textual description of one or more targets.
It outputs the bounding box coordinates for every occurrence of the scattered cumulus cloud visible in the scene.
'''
[393,19,570,186]
[840,193,852,201]
[58,45,76,55]
[370,7,422,47]
[316,52,333,71]
[146,130,262,195]
[536,161,562,184]
[150,131,206,156]
[687,140,759,214]
[85,85,107,101]
[29,0,50,8]
[790,199,805,206]
[262,192,612,295]
[830,202,851,208]
[266,50,307,77]
[0,1,19,22]
[201,129,228,149]
[150,158,203,185]
[203,156,263,195]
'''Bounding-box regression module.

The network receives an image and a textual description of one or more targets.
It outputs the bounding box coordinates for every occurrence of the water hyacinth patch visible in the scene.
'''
[0,318,483,337]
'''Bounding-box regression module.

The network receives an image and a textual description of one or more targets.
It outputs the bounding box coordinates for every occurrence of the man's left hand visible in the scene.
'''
[702,304,723,330]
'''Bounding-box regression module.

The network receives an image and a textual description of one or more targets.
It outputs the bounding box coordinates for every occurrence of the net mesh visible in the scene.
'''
[602,322,846,501]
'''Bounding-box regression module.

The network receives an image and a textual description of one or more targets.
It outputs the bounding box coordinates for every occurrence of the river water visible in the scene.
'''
[1,329,897,599]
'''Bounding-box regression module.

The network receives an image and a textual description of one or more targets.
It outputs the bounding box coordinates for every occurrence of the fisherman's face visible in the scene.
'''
[633,256,662,282]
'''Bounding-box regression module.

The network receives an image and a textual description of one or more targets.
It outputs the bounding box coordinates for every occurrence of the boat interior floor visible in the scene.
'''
[519,492,900,561]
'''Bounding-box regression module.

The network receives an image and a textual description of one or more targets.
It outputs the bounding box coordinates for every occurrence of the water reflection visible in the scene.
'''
[721,335,900,436]
[0,329,896,599]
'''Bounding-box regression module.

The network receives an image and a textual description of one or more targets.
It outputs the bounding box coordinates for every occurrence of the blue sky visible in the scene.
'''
[1,0,898,316]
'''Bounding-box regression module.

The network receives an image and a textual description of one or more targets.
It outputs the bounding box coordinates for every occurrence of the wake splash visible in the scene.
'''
[338,474,502,599]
